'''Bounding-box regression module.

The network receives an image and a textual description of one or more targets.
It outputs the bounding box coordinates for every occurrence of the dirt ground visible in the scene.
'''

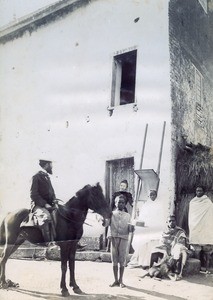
[0,258,213,300]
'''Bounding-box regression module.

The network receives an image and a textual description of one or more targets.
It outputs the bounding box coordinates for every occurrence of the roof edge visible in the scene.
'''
[0,0,91,44]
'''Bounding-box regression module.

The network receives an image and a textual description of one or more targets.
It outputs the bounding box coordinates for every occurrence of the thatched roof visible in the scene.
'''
[176,143,213,195]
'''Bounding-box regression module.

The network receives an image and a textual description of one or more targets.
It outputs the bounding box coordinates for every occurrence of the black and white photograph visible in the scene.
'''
[0,0,213,299]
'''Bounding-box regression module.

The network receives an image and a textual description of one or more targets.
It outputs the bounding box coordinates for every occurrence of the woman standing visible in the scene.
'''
[111,180,133,213]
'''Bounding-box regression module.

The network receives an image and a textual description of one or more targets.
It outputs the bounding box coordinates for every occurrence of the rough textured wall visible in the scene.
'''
[169,0,213,148]
[169,0,213,231]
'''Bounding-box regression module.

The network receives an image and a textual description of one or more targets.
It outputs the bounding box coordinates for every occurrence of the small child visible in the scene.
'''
[108,195,134,288]
[170,233,189,278]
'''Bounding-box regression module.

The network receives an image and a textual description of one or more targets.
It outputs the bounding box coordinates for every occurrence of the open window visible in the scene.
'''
[111,50,137,107]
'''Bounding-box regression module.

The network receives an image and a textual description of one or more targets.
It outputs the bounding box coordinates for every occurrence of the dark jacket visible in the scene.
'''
[111,191,133,212]
[30,171,56,208]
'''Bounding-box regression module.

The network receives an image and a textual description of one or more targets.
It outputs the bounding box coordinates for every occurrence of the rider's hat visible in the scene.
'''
[39,159,53,163]
[39,154,55,165]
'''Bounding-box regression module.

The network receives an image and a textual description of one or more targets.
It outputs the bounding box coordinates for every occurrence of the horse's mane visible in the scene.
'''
[63,185,91,209]
[65,184,91,207]
[64,196,77,209]
[61,183,107,218]
[76,185,92,197]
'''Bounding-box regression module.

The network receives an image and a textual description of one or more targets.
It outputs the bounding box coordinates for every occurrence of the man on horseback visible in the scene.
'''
[30,159,57,244]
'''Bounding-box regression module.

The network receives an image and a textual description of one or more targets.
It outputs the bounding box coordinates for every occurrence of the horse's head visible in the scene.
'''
[76,183,111,227]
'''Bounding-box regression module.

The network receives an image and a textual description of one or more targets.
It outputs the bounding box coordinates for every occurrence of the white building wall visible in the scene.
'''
[0,0,172,230]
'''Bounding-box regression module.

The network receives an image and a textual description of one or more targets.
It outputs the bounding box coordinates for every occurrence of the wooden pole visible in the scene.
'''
[133,123,148,219]
[156,121,166,176]
[125,124,148,264]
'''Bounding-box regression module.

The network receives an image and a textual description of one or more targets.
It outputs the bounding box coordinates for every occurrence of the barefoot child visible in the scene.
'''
[108,195,134,288]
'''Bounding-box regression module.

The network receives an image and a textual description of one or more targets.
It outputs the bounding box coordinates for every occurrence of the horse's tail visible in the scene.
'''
[0,215,7,245]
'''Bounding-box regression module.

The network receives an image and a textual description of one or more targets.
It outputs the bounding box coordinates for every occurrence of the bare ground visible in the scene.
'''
[0,259,212,300]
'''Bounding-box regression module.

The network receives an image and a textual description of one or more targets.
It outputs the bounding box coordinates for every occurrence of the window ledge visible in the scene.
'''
[107,106,114,116]
[107,103,138,116]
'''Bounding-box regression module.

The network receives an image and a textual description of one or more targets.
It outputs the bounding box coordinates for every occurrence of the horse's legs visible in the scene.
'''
[59,244,70,297]
[68,242,82,294]
[0,236,25,287]
[0,243,21,285]
[0,244,13,285]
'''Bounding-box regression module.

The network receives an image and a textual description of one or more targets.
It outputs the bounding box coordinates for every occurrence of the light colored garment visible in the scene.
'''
[33,206,51,226]
[128,230,161,267]
[109,210,131,240]
[189,195,213,245]
[111,237,128,266]
[109,210,131,266]
[128,198,165,267]
[171,243,188,260]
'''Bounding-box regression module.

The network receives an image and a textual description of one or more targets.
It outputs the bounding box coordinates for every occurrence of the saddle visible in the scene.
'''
[20,211,38,228]
[20,210,57,240]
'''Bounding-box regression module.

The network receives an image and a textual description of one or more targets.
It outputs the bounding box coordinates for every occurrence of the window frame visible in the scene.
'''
[110,48,137,108]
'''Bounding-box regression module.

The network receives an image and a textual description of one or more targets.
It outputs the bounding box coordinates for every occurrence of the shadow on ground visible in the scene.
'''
[3,286,187,300]
[183,273,213,288]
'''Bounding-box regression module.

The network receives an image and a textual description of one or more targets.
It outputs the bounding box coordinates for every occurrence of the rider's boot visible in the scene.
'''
[41,223,52,246]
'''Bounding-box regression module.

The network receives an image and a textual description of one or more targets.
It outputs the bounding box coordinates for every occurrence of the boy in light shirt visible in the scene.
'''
[109,195,134,288]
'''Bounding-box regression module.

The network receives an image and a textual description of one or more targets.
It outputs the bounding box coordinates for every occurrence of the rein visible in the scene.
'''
[57,206,92,226]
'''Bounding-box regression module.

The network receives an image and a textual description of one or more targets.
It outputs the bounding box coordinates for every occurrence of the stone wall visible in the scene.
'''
[169,0,213,207]
[169,0,213,149]
[169,1,213,268]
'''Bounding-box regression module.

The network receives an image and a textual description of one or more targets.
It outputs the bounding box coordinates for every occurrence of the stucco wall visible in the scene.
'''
[0,0,172,231]
[169,0,213,228]
[169,0,213,147]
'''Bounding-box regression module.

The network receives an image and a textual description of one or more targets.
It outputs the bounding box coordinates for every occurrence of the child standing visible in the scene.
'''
[109,194,134,288]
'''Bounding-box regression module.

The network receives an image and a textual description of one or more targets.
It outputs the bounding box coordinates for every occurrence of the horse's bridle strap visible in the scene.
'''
[57,207,91,226]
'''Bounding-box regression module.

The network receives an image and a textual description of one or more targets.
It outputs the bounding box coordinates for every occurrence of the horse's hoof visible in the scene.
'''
[73,287,82,294]
[0,282,6,289]
[0,279,19,289]
[61,289,70,297]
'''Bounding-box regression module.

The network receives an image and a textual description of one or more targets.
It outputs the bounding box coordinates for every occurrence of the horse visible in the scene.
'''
[0,183,111,297]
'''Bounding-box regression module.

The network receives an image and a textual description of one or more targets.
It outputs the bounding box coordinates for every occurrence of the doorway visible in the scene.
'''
[105,157,135,214]
[104,157,134,249]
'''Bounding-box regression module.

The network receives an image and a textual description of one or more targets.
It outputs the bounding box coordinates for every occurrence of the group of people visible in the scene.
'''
[108,180,213,285]
[28,159,213,287]
[109,197,189,284]
[107,180,187,285]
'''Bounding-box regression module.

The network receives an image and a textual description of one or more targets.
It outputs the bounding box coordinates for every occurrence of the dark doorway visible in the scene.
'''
[105,157,135,215]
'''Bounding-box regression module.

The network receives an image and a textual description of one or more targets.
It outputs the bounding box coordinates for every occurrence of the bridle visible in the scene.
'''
[56,205,92,226]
